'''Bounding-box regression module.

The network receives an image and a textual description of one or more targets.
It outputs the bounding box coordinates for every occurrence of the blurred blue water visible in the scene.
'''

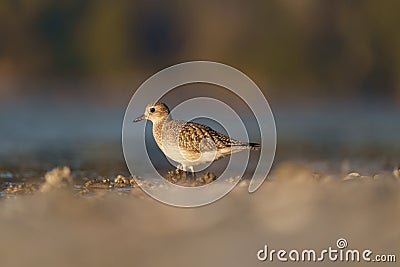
[0,99,399,170]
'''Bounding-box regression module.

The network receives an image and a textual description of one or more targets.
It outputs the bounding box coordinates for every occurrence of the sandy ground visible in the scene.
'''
[0,162,399,267]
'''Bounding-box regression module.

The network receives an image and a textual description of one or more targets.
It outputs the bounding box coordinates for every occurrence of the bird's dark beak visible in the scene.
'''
[133,114,146,122]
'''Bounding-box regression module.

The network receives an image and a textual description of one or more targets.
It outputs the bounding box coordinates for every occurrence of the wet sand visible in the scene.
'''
[1,162,399,267]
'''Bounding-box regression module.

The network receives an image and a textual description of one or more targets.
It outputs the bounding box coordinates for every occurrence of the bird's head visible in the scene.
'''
[133,101,170,123]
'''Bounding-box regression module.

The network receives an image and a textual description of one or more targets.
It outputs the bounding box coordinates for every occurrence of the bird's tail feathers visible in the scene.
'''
[248,142,261,150]
[229,142,261,150]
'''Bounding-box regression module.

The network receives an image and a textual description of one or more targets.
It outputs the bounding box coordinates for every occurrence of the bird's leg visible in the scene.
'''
[180,164,191,178]
[189,166,195,177]
[181,164,187,172]
[176,164,187,172]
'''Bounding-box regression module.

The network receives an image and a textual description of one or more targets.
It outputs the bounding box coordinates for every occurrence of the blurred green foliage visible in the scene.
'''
[0,0,399,100]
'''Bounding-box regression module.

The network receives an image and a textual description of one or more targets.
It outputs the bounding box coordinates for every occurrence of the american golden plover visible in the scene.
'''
[133,102,260,173]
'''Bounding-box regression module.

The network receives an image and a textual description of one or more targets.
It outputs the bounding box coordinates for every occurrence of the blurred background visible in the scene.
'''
[0,0,399,172]
[1,2,399,267]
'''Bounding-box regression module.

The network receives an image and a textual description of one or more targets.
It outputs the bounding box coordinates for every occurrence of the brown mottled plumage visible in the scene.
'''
[133,102,260,173]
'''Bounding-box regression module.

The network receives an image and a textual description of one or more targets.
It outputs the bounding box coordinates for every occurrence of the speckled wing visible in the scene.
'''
[178,122,245,153]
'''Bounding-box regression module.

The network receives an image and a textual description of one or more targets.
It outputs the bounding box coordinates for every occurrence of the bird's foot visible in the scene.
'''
[174,165,195,178]
[176,164,187,172]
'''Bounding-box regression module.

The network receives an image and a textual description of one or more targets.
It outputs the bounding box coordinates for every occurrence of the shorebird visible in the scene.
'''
[133,102,260,173]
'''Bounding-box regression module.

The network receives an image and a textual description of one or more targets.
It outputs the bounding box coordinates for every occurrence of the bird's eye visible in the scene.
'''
[149,107,155,113]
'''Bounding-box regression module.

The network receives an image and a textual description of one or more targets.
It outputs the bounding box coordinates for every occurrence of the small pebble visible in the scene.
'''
[130,176,139,187]
[114,175,130,187]
[238,180,249,187]
[85,178,113,189]
[5,183,39,194]
[165,169,216,186]
[343,172,361,181]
